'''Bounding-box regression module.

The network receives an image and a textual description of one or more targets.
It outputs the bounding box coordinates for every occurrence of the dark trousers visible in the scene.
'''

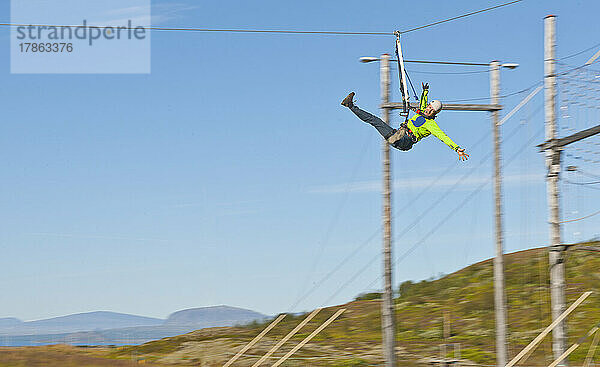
[350,106,414,151]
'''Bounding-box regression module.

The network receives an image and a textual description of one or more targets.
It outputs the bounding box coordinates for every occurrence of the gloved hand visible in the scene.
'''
[422,82,429,90]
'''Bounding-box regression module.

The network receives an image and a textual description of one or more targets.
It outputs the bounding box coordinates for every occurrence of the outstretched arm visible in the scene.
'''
[424,119,459,150]
[424,119,469,161]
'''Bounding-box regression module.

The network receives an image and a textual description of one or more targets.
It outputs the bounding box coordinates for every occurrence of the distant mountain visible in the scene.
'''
[1,325,196,347]
[0,311,163,336]
[0,306,268,346]
[0,318,22,327]
[165,306,267,328]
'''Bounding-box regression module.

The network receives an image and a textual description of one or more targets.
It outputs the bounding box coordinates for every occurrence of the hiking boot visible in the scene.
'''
[341,92,355,108]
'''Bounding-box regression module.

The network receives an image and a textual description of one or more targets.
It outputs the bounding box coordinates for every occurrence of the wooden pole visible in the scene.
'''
[584,326,600,367]
[251,308,321,367]
[442,310,450,359]
[380,53,397,367]
[223,314,286,367]
[491,59,508,367]
[271,309,346,367]
[544,15,568,366]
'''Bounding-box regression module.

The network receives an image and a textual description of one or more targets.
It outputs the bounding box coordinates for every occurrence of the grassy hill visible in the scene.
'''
[2,243,599,367]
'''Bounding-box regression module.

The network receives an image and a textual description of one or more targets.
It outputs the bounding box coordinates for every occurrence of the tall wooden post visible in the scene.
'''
[380,53,396,367]
[491,60,508,367]
[544,14,567,366]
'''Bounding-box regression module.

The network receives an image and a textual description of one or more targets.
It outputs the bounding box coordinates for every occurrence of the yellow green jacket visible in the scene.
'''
[406,89,460,151]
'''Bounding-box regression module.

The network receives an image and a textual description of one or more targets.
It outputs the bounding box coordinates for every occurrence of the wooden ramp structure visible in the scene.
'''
[222,308,346,367]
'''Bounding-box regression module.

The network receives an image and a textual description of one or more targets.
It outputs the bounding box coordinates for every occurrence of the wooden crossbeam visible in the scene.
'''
[575,246,600,253]
[538,124,600,151]
[381,102,502,111]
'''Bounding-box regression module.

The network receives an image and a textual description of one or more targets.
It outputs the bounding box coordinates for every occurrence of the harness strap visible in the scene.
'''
[387,124,417,145]
[401,123,418,142]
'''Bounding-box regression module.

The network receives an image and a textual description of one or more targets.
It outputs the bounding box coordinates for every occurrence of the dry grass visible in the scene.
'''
[0,345,167,367]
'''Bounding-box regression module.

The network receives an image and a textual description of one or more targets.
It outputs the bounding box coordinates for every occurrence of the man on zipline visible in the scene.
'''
[341,84,469,161]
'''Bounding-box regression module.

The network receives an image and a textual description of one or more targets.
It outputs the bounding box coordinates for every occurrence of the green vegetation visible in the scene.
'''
[354,292,382,301]
[459,348,495,365]
[329,358,371,366]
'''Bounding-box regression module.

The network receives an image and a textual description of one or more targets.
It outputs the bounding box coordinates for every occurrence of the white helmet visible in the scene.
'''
[430,100,443,114]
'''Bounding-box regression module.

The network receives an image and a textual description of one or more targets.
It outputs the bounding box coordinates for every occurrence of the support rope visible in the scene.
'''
[0,0,523,37]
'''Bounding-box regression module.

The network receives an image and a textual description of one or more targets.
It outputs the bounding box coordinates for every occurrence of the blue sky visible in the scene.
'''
[1,0,600,321]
